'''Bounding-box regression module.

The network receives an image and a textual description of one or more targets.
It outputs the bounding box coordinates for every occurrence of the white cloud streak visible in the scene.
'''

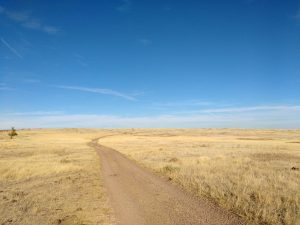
[169,105,300,115]
[1,105,300,129]
[0,83,14,91]
[43,26,59,35]
[0,37,22,58]
[0,5,59,34]
[117,0,132,12]
[9,111,64,116]
[22,78,41,84]
[155,100,214,108]
[0,87,13,91]
[56,85,136,101]
[197,105,300,113]
[6,10,29,21]
[139,38,152,46]
[0,85,14,91]
[74,53,88,67]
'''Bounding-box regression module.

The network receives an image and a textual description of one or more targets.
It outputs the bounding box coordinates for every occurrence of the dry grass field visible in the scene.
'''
[0,129,116,225]
[100,129,300,225]
[1,128,299,225]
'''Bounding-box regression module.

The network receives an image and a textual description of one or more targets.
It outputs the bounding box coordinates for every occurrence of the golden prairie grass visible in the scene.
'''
[0,129,115,225]
[100,129,300,225]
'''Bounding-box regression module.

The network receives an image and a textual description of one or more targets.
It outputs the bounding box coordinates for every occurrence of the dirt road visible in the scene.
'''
[89,138,245,225]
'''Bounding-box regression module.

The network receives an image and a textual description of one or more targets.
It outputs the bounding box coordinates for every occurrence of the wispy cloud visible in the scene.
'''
[10,111,64,116]
[2,103,300,129]
[1,106,300,129]
[149,100,216,111]
[139,38,152,46]
[0,87,12,91]
[1,37,23,58]
[43,26,60,35]
[74,53,88,67]
[116,0,132,12]
[22,78,41,84]
[172,105,300,115]
[0,55,13,60]
[6,10,29,22]
[0,5,59,34]
[0,83,14,91]
[155,100,214,108]
[56,85,136,101]
[200,105,300,113]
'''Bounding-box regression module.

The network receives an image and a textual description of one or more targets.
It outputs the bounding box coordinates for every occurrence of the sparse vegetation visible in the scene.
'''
[100,128,300,225]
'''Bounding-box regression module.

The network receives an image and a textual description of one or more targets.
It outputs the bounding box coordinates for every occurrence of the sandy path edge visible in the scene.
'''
[89,138,246,225]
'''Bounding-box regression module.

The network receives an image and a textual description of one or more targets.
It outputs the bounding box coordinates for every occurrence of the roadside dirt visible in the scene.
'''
[89,138,246,225]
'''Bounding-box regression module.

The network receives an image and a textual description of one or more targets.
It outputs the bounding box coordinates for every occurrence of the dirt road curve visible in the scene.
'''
[89,138,245,225]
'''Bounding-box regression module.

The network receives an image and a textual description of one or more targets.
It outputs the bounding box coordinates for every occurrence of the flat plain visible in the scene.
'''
[100,128,300,225]
[0,128,299,225]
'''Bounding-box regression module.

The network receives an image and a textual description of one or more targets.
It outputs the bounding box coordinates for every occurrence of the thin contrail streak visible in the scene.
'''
[55,85,136,101]
[0,37,22,58]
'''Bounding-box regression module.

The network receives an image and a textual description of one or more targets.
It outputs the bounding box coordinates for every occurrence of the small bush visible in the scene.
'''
[8,127,18,139]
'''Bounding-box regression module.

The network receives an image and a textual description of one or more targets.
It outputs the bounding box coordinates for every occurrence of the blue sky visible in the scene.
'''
[0,0,300,128]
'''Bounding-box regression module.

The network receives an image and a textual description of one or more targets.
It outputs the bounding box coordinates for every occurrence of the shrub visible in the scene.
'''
[8,127,18,139]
